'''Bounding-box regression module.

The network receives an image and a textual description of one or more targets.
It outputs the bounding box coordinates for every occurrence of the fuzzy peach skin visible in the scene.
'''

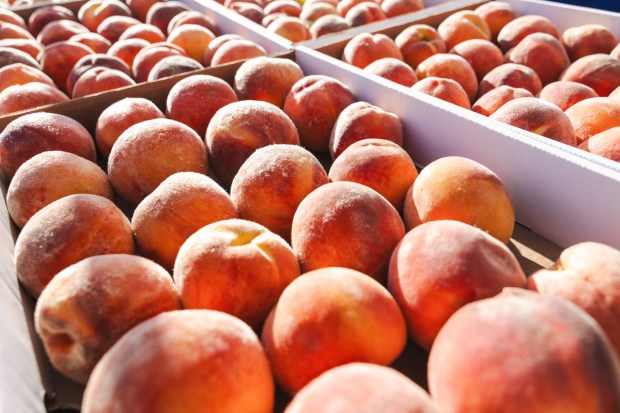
[0,21,34,41]
[364,57,418,87]
[267,16,311,43]
[329,139,417,212]
[35,254,181,383]
[147,55,203,80]
[261,267,407,395]
[96,97,165,158]
[28,5,76,37]
[472,85,533,116]
[344,2,386,28]
[230,144,328,240]
[538,80,598,111]
[202,34,243,66]
[36,20,89,46]
[411,77,471,110]
[107,38,149,68]
[66,53,132,98]
[449,39,503,82]
[560,54,620,98]
[39,40,94,93]
[0,112,96,181]
[70,32,111,53]
[167,10,217,34]
[146,1,190,35]
[0,62,55,94]
[126,0,159,22]
[96,15,141,43]
[474,1,517,43]
[0,9,26,29]
[496,14,560,52]
[283,75,355,153]
[78,0,131,33]
[7,151,112,229]
[132,172,237,270]
[0,38,44,61]
[264,0,301,16]
[230,3,264,25]
[234,57,304,109]
[564,97,620,145]
[291,181,405,282]
[336,0,366,17]
[437,10,491,50]
[206,100,300,188]
[380,0,423,18]
[117,23,166,43]
[478,62,542,98]
[329,101,403,159]
[579,127,620,161]
[310,15,350,39]
[107,118,207,206]
[210,39,267,67]
[299,2,336,24]
[388,220,526,350]
[174,219,300,330]
[0,47,40,70]
[505,32,570,86]
[562,24,618,62]
[82,310,275,413]
[284,363,439,413]
[489,97,577,146]
[167,24,215,62]
[0,82,69,116]
[71,67,136,98]
[395,24,446,70]
[342,33,403,69]
[528,242,620,357]
[428,289,620,413]
[415,52,478,102]
[132,42,186,82]
[14,194,135,298]
[404,156,514,243]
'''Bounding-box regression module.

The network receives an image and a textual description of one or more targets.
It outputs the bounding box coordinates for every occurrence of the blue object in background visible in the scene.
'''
[549,0,620,12]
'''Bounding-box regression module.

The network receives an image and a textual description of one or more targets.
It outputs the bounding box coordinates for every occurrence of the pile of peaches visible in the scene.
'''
[342,1,620,163]
[1,45,619,411]
[0,0,269,115]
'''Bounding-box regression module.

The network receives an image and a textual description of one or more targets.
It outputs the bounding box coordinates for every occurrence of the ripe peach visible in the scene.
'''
[497,14,560,52]
[428,289,620,412]
[96,15,141,43]
[146,1,190,35]
[14,194,135,298]
[267,16,310,43]
[472,85,533,116]
[395,24,446,69]
[309,15,350,38]
[380,0,423,18]
[262,267,407,394]
[364,57,418,87]
[404,156,514,243]
[166,74,238,137]
[35,254,181,383]
[342,33,403,69]
[560,54,620,97]
[0,9,26,29]
[415,52,478,102]
[167,24,215,62]
[264,0,301,16]
[147,55,203,80]
[66,53,132,97]
[578,127,620,162]
[167,10,218,35]
[78,0,132,32]
[0,63,54,93]
[0,38,43,60]
[39,40,94,93]
[0,22,35,41]
[263,12,289,27]
[388,220,526,350]
[7,151,111,229]
[117,23,166,43]
[96,97,165,157]
[72,66,135,98]
[490,97,577,146]
[474,1,517,43]
[411,76,471,109]
[132,41,186,82]
[0,82,69,116]
[106,38,149,68]
[299,2,336,24]
[132,172,237,270]
[344,2,386,28]
[478,62,542,97]
[449,39,503,81]
[28,5,76,37]
[505,32,570,86]
[36,20,89,46]
[539,80,598,111]
[210,39,267,66]
[336,0,365,17]
[0,46,39,69]
[230,144,328,240]
[565,97,620,144]
[230,3,265,25]
[437,10,491,50]
[202,33,243,66]
[69,32,111,53]
[82,310,274,413]
[0,112,96,180]
[562,24,618,62]
[291,182,405,281]
[126,0,160,22]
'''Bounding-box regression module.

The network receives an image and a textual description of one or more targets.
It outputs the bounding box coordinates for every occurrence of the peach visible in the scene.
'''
[132,41,186,82]
[291,182,405,281]
[106,38,149,68]
[78,0,132,32]
[202,33,243,66]
[538,80,598,111]
[490,97,577,145]
[0,22,35,41]
[0,63,54,93]
[166,74,238,137]
[497,14,560,52]
[428,289,620,412]
[344,2,386,28]
[225,0,263,7]
[117,23,166,43]
[299,2,336,24]
[96,97,165,157]
[36,20,89,46]
[167,10,218,35]
[411,76,471,109]
[126,0,160,22]
[560,54,620,97]
[39,40,94,93]
[147,55,203,80]
[69,32,111,53]
[210,39,267,66]
[263,12,288,27]
[71,66,135,98]
[395,24,447,69]
[0,38,43,60]
[380,0,423,18]
[174,219,299,329]
[564,97,620,144]
[474,1,517,42]
[0,46,39,69]
[283,74,356,152]
[415,52,478,102]
[267,16,311,43]
[284,363,439,413]
[404,156,514,243]
[388,220,526,350]
[449,39,503,81]
[364,57,418,87]
[0,112,96,180]
[578,127,620,162]
[35,254,181,383]
[167,24,215,62]
[472,85,533,116]
[336,0,366,17]
[342,33,403,69]
[329,101,403,159]
[437,10,491,50]
[66,53,132,97]
[108,118,207,206]
[132,172,237,270]
[264,0,301,16]
[329,138,416,211]
[146,1,190,35]
[234,56,304,108]
[230,144,328,240]
[206,100,300,187]
[478,62,542,97]
[0,9,26,29]
[505,32,570,86]
[262,267,407,394]
[82,310,275,413]
[562,24,618,62]
[14,194,134,298]
[0,82,69,116]
[28,5,76,37]
[7,151,112,228]
[96,15,141,43]
[230,3,265,25]
[309,15,350,38]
